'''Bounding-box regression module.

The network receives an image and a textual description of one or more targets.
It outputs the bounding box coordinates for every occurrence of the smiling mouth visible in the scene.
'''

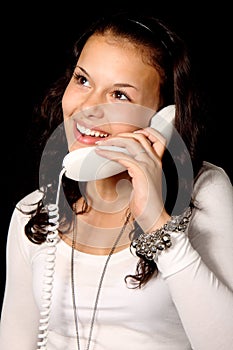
[76,122,109,138]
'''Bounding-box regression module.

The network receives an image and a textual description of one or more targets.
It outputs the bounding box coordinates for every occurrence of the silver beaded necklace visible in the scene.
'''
[71,210,131,350]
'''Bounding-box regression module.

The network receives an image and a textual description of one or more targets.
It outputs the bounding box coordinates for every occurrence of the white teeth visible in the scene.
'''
[76,123,109,138]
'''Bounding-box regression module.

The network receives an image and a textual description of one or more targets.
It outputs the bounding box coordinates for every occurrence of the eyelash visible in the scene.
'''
[112,90,131,101]
[72,72,131,102]
[73,72,88,85]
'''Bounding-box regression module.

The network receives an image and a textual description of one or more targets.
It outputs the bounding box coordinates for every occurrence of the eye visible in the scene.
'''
[73,73,90,87]
[112,90,131,102]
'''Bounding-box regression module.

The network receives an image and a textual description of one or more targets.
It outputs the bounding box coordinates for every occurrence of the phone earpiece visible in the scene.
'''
[149,104,175,143]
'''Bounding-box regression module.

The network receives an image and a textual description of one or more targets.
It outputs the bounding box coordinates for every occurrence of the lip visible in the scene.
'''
[72,120,110,145]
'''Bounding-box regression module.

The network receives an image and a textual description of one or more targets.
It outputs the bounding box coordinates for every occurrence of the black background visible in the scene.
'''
[1,1,232,311]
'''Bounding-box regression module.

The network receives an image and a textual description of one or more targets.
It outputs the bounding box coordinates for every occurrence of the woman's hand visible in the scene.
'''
[95,127,171,231]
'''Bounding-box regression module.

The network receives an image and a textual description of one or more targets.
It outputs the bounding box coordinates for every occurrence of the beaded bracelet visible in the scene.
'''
[131,206,192,261]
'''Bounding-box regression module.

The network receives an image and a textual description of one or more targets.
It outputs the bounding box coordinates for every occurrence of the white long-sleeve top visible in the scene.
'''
[0,161,233,350]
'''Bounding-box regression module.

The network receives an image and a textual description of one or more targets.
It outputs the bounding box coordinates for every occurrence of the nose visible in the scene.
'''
[82,103,105,119]
[81,92,105,119]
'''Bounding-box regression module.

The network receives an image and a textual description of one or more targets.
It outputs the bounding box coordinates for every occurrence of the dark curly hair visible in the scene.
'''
[22,11,206,288]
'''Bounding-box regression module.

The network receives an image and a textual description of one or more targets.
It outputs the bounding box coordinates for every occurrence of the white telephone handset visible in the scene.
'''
[62,105,175,181]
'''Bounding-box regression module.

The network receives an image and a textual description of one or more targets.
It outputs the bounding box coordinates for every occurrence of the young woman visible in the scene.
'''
[0,11,232,350]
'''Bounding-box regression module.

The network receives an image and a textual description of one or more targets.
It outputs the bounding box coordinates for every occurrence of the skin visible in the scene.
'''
[61,33,170,254]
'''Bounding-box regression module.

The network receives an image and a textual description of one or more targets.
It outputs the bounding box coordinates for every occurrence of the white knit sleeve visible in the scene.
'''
[0,191,43,350]
[156,163,233,350]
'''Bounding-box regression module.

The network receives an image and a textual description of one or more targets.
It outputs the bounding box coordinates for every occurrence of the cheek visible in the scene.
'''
[105,104,153,129]
[61,88,71,119]
[110,124,137,135]
[61,85,81,119]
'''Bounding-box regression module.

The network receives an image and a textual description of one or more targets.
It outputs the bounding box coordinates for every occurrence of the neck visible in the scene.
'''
[61,206,134,254]
[85,172,132,212]
[75,209,131,255]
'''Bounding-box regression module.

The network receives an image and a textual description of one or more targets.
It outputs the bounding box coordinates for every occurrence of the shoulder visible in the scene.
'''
[192,161,233,210]
[7,189,46,260]
[16,189,44,212]
[10,189,44,232]
[189,164,233,289]
[197,161,231,181]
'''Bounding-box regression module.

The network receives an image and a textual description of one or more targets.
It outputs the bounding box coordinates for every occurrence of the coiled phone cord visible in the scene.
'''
[37,168,66,350]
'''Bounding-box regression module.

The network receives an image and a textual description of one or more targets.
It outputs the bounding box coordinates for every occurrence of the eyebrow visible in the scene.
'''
[76,65,90,77]
[75,65,138,91]
[114,83,138,91]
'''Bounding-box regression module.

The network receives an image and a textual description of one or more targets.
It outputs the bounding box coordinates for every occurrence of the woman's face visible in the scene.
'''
[62,34,161,152]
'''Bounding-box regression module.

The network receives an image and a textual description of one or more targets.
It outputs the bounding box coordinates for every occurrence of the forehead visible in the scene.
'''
[77,34,161,90]
[79,33,152,66]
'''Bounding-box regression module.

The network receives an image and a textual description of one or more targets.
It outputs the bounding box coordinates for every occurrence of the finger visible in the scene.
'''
[95,146,135,160]
[119,130,166,160]
[114,132,154,152]
[134,128,167,159]
[94,146,145,180]
[134,127,167,145]
[95,136,147,157]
